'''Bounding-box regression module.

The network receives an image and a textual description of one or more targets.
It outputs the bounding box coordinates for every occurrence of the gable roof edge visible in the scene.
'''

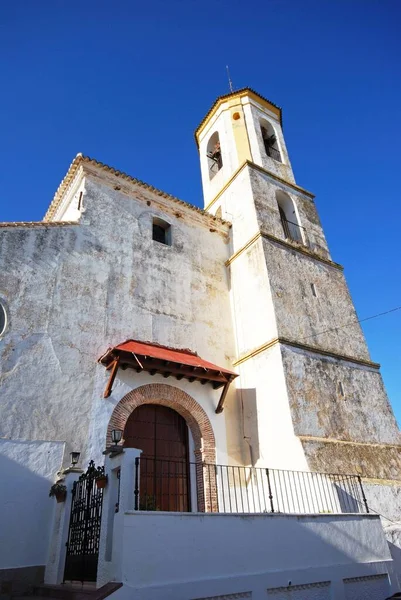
[44,154,231,227]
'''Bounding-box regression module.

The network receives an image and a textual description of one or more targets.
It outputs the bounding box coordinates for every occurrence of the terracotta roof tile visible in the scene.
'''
[0,221,77,228]
[99,338,238,378]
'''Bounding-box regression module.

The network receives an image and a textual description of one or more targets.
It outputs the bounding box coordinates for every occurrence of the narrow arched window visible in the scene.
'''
[152,217,171,246]
[261,120,281,163]
[276,191,304,244]
[0,301,7,336]
[206,132,223,180]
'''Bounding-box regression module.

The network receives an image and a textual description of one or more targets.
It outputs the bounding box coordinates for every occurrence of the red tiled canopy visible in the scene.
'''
[98,339,238,413]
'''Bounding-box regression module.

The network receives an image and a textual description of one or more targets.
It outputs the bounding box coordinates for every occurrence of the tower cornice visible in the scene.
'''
[195,88,283,147]
[225,229,343,271]
[232,337,380,370]
[205,160,315,213]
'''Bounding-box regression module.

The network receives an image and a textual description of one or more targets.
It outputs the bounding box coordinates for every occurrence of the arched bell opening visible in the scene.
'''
[276,190,304,244]
[206,131,223,179]
[260,119,282,163]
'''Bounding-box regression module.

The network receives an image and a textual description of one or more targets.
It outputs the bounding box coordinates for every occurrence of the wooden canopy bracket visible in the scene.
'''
[131,352,143,370]
[103,357,120,398]
[99,343,238,404]
[215,379,232,414]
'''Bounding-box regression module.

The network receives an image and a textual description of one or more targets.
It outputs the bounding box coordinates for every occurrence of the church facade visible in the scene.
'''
[1,88,401,600]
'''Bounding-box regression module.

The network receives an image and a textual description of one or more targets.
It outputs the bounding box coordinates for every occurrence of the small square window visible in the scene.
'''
[152,217,171,246]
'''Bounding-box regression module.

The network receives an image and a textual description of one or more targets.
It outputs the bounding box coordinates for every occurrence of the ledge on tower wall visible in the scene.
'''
[300,437,401,481]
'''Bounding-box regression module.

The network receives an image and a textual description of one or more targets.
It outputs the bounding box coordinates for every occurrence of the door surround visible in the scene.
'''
[107,384,217,511]
[107,383,216,465]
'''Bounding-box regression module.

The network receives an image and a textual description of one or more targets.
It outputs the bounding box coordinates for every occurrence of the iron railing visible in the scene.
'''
[134,458,369,515]
[265,144,282,162]
[281,217,309,246]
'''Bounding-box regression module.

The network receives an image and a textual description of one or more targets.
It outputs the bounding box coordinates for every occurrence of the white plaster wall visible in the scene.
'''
[107,512,396,600]
[229,239,277,357]
[216,168,259,251]
[0,171,236,469]
[0,439,65,569]
[53,177,86,222]
[267,582,331,600]
[363,481,401,584]
[384,523,401,587]
[199,103,239,207]
[86,368,230,467]
[235,344,307,471]
[343,574,390,600]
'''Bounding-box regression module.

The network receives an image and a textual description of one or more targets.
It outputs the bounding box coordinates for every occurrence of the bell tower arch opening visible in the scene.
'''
[276,190,304,244]
[206,131,223,179]
[260,118,282,163]
[196,89,296,211]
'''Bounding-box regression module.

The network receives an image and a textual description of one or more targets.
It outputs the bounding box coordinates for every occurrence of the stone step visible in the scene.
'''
[13,597,60,600]
[32,583,121,600]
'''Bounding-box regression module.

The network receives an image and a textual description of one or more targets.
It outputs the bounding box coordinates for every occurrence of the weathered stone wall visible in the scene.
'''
[281,344,401,447]
[263,238,370,360]
[0,168,237,466]
[301,438,401,481]
[249,167,331,261]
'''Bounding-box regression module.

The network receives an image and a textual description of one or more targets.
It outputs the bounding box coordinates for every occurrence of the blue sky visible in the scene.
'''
[1,1,400,423]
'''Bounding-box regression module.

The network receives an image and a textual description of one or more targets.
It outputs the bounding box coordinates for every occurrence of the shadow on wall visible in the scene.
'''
[337,485,359,513]
[236,388,260,465]
[386,525,401,588]
[0,440,64,592]
[113,511,396,600]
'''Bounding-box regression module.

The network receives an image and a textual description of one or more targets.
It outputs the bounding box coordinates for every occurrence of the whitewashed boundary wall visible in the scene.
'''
[104,512,397,600]
[0,439,65,593]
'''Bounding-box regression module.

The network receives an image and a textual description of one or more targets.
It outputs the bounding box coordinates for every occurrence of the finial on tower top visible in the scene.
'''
[226,65,234,94]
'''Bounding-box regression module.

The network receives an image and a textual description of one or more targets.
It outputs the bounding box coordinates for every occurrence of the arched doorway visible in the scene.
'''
[124,404,191,511]
[107,383,217,512]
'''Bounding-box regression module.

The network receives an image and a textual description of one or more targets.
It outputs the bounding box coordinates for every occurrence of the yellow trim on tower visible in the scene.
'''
[204,160,315,213]
[227,99,252,164]
[233,337,380,369]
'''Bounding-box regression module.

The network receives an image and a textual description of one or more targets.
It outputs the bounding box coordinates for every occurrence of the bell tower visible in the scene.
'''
[196,88,295,211]
[195,89,401,495]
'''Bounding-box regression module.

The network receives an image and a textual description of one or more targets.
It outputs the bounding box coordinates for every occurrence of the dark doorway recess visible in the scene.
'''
[64,461,104,583]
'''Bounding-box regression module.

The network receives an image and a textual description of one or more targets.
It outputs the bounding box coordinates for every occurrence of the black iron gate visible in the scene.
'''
[64,461,105,582]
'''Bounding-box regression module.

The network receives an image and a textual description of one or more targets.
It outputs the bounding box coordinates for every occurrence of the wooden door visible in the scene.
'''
[124,404,190,511]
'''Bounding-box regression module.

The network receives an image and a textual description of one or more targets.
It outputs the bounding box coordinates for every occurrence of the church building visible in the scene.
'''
[1,88,401,600]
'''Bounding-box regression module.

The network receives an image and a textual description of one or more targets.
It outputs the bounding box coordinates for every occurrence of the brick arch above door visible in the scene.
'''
[106,383,216,464]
